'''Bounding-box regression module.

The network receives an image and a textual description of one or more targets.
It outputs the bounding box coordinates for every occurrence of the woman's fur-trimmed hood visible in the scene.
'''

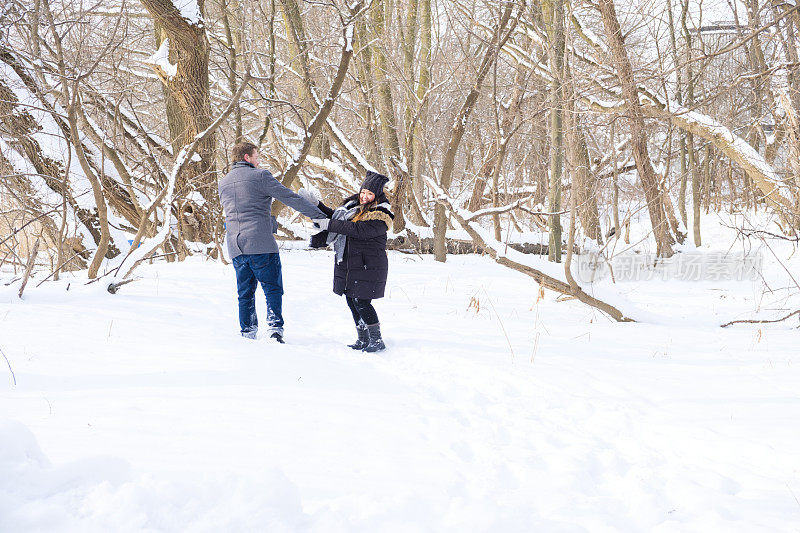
[357,208,393,228]
[342,193,394,228]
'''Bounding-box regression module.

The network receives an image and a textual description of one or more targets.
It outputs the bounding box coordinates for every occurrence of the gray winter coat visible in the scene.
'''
[218,161,325,259]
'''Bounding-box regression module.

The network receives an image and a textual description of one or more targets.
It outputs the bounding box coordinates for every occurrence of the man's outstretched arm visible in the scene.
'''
[262,170,326,219]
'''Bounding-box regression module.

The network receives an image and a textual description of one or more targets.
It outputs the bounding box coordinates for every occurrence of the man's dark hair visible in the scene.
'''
[232,142,257,162]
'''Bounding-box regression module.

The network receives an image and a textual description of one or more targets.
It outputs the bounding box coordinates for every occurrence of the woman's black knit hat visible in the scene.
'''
[361,170,389,196]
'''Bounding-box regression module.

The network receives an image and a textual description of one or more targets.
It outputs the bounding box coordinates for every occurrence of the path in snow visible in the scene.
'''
[1,250,799,532]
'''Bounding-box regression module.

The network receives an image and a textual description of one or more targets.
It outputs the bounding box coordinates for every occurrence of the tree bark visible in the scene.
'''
[573,123,602,243]
[140,0,217,223]
[412,0,432,225]
[222,0,243,144]
[369,1,405,231]
[667,0,688,227]
[270,9,361,217]
[543,0,565,262]
[433,1,520,262]
[598,0,675,257]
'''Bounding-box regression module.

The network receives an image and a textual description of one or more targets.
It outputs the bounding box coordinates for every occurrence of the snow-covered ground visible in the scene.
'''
[2,231,800,531]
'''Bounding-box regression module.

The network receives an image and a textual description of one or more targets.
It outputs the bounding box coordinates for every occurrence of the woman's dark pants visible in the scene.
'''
[346,296,379,325]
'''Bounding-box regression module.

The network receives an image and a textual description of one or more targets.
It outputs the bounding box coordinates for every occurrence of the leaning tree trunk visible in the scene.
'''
[221,0,243,144]
[468,67,526,212]
[433,1,519,262]
[278,0,329,159]
[269,5,362,219]
[425,176,634,323]
[598,0,675,257]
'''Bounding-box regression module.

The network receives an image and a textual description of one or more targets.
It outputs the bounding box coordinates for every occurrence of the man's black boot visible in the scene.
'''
[348,322,369,350]
[270,332,285,344]
[363,323,386,353]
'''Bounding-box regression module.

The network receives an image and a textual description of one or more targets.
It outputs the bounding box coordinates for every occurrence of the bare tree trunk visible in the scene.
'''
[41,0,112,278]
[611,121,621,239]
[543,0,565,262]
[433,2,519,262]
[689,133,701,245]
[777,6,800,128]
[154,23,186,155]
[352,15,383,167]
[271,9,361,207]
[0,56,94,264]
[18,239,40,299]
[661,176,686,244]
[257,0,278,148]
[573,124,602,243]
[141,0,217,242]
[667,0,688,227]
[467,68,526,212]
[426,176,634,322]
[399,0,424,228]
[278,0,330,159]
[703,144,712,214]
[679,1,702,246]
[412,0,432,225]
[222,0,242,144]
[369,1,405,231]
[598,0,675,257]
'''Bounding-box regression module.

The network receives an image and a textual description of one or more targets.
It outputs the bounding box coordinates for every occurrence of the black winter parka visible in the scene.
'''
[311,194,394,300]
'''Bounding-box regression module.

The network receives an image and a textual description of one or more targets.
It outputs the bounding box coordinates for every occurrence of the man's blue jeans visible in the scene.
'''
[232,253,284,337]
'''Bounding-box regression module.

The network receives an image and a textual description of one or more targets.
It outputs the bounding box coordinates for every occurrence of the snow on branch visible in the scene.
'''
[464,195,536,222]
[325,117,375,174]
[570,12,608,56]
[580,85,798,232]
[269,25,373,175]
[639,93,798,230]
[304,154,360,192]
[144,39,177,79]
[174,0,202,26]
[114,72,252,281]
[277,6,363,190]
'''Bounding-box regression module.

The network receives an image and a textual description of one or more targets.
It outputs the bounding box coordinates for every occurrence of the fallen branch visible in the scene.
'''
[107,278,136,294]
[424,176,635,322]
[721,309,800,328]
[723,224,800,243]
[387,233,551,255]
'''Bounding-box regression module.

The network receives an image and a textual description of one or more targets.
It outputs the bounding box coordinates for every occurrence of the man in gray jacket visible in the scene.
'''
[219,142,328,342]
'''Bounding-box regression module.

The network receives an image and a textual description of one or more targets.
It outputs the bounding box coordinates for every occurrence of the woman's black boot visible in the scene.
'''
[348,321,369,350]
[363,323,386,352]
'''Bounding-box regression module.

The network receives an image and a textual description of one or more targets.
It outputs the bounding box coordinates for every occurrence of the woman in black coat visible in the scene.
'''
[300,171,394,352]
